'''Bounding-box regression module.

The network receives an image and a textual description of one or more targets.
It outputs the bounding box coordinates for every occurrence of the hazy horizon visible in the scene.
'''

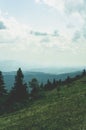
[0,60,85,73]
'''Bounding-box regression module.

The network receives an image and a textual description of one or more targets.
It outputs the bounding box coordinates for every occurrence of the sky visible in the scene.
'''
[0,0,86,71]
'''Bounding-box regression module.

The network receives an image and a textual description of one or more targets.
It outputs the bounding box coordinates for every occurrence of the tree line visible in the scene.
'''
[0,68,86,114]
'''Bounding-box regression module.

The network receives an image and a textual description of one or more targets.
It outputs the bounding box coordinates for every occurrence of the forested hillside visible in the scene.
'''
[0,70,86,130]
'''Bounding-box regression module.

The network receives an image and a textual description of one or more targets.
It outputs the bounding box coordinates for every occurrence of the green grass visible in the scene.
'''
[0,76,86,130]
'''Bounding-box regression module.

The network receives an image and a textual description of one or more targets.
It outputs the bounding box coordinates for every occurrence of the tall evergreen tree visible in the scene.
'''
[0,71,6,96]
[11,68,28,102]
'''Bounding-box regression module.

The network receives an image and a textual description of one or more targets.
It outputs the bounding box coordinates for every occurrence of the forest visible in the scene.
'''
[0,68,86,115]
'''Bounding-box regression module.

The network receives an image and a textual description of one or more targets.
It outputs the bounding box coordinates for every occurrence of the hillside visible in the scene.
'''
[0,75,86,130]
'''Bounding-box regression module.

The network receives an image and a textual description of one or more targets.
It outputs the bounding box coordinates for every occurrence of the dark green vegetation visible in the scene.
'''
[3,70,81,90]
[0,69,86,130]
[0,71,7,96]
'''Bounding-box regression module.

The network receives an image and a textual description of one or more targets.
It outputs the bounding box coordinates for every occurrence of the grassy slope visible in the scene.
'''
[0,76,86,130]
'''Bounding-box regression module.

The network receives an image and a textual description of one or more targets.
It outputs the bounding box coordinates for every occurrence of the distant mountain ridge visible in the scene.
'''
[3,70,82,90]
[29,67,84,74]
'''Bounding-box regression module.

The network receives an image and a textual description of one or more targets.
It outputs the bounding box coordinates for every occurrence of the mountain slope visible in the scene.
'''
[0,76,86,130]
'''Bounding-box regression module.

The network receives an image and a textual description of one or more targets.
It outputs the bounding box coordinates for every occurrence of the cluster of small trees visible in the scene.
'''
[43,79,60,90]
[43,69,86,90]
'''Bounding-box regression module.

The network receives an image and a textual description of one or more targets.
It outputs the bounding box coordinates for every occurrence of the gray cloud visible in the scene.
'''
[30,30,59,37]
[0,21,6,30]
[65,3,83,14]
[30,31,48,36]
[82,22,86,39]
[52,30,59,37]
[72,31,81,42]
[65,0,86,15]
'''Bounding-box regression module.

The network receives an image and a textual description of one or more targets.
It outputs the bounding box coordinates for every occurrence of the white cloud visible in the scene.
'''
[44,0,65,11]
[0,8,86,68]
[35,0,65,12]
[35,0,85,40]
[65,0,84,14]
[35,0,84,12]
[0,12,31,43]
[35,0,41,3]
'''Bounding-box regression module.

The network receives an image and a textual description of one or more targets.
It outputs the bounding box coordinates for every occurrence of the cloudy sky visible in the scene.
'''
[0,0,86,71]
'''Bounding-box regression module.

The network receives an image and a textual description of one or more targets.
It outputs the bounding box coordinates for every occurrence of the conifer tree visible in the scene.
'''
[44,79,52,90]
[11,68,28,102]
[29,78,40,99]
[82,69,86,76]
[52,78,57,88]
[0,71,6,96]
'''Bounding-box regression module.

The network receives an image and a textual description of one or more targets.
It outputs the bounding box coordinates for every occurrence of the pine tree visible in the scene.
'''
[52,78,57,88]
[0,71,6,96]
[29,78,40,99]
[11,68,28,102]
[44,79,52,90]
[66,76,71,84]
[40,82,44,89]
[82,69,86,76]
